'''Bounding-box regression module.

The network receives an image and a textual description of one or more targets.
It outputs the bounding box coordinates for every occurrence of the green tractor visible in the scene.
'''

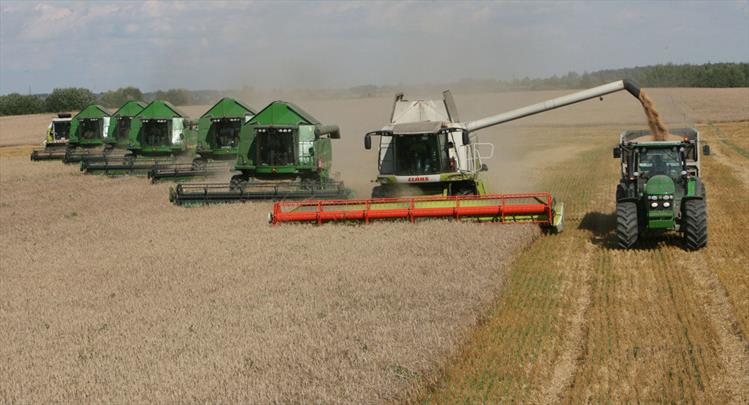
[81,100,196,175]
[62,104,111,163]
[613,128,709,250]
[169,100,349,205]
[147,97,255,182]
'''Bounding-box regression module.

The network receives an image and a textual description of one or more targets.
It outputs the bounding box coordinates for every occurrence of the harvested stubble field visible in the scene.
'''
[1,88,748,403]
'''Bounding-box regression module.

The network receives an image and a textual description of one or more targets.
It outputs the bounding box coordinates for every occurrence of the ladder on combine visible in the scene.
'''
[269,192,564,231]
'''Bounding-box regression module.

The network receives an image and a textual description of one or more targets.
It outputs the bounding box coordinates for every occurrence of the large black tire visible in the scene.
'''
[616,202,638,249]
[192,158,207,172]
[229,175,247,191]
[683,199,707,250]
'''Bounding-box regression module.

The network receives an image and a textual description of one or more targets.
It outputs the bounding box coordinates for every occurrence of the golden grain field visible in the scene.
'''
[1,89,747,403]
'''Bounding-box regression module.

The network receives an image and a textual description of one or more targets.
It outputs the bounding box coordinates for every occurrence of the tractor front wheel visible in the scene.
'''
[683,199,707,250]
[616,202,638,249]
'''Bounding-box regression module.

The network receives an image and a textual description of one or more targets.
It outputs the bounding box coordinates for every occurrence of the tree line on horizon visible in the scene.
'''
[1,62,747,116]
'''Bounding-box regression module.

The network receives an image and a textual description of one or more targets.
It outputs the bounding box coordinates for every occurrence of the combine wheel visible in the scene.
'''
[616,202,638,249]
[230,175,248,191]
[371,186,387,198]
[683,199,707,250]
[192,158,207,172]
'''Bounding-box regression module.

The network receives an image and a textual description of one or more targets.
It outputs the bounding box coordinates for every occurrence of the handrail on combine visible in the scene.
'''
[269,192,556,226]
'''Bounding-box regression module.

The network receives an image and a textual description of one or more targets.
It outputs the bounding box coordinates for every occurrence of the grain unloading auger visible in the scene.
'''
[271,80,643,230]
[170,101,351,206]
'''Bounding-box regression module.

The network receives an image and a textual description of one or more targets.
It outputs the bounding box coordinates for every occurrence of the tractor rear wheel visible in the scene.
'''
[683,199,707,250]
[616,202,638,249]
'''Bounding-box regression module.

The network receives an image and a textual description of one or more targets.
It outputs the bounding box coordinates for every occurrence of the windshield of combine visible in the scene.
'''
[79,119,101,140]
[116,117,131,140]
[637,147,683,178]
[257,128,295,166]
[393,133,449,175]
[209,120,241,149]
[53,121,71,139]
[141,121,170,147]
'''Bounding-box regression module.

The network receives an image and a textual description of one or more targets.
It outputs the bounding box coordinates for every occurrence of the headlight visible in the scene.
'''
[649,195,657,200]
[663,202,671,208]
[651,202,658,208]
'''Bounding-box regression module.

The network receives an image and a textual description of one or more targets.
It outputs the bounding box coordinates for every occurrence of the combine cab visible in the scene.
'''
[170,101,349,205]
[148,97,255,182]
[81,100,196,176]
[61,105,112,163]
[105,100,147,150]
[614,128,709,250]
[30,114,72,160]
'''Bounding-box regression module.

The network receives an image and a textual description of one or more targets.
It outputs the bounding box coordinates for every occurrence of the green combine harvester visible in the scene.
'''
[105,100,147,151]
[613,128,709,250]
[62,104,111,163]
[169,100,350,205]
[29,113,72,161]
[81,99,196,176]
[148,97,255,182]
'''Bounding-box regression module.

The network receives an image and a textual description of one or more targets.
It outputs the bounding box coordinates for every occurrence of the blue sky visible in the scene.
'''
[1,0,747,94]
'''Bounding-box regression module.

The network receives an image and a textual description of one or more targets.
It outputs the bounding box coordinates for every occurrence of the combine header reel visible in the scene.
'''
[269,192,563,231]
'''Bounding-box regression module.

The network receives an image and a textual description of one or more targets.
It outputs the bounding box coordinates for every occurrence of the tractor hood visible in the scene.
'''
[645,175,676,195]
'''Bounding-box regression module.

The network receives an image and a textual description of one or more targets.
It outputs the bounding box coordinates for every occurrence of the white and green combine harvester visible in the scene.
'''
[271,80,643,231]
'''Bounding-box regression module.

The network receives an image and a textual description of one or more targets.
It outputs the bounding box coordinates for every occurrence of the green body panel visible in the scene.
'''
[68,104,111,147]
[106,101,146,148]
[196,97,254,160]
[687,177,697,196]
[234,101,335,181]
[644,175,676,195]
[644,174,678,229]
[127,100,191,157]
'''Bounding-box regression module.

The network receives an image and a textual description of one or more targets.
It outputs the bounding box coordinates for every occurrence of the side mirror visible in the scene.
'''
[702,144,710,156]
[480,164,488,172]
[613,147,621,159]
[364,134,371,150]
[446,141,454,149]
[330,130,340,139]
[462,132,470,145]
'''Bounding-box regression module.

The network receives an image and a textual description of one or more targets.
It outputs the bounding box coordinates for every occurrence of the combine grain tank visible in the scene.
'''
[613,128,709,249]
[81,100,196,176]
[29,113,72,160]
[169,101,349,205]
[105,100,147,150]
[148,97,255,182]
[60,105,111,163]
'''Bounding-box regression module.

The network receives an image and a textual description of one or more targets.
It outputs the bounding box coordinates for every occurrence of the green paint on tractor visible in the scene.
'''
[128,100,195,157]
[614,128,709,249]
[68,104,111,147]
[106,101,146,149]
[195,97,255,161]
